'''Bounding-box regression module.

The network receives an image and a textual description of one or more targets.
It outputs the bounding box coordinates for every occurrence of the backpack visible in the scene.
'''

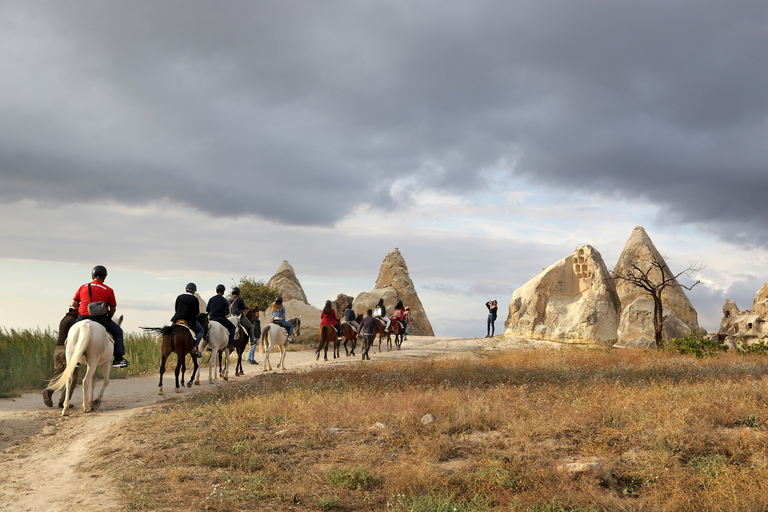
[228,298,242,317]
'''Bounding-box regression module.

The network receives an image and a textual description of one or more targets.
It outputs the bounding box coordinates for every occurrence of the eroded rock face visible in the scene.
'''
[503,245,620,346]
[267,260,309,304]
[613,227,699,348]
[353,248,435,336]
[716,284,768,345]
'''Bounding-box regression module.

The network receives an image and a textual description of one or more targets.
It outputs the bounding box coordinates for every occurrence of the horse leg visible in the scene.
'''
[279,344,287,371]
[179,351,187,389]
[159,353,168,395]
[174,354,182,392]
[92,360,110,411]
[188,352,198,388]
[209,348,217,384]
[82,363,96,413]
[62,373,74,416]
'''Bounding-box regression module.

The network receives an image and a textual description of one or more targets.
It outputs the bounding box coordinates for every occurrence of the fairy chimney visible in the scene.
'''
[267,260,309,304]
[613,227,699,348]
[353,248,435,336]
[503,245,621,347]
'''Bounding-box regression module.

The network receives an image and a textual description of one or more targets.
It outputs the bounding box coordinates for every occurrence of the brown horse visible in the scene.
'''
[390,319,405,350]
[317,323,340,361]
[341,322,359,356]
[374,318,391,353]
[229,309,255,376]
[143,317,201,395]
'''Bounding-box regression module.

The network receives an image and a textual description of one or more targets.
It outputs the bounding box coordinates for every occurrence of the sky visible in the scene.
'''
[1,0,768,338]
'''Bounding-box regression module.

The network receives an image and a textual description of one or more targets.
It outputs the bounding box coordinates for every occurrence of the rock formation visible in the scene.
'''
[716,283,768,345]
[267,260,308,304]
[613,226,699,349]
[353,248,435,336]
[502,245,620,346]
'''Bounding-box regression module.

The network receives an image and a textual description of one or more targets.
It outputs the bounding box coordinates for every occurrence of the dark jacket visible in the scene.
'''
[207,294,230,319]
[57,311,78,346]
[228,296,247,316]
[172,293,200,326]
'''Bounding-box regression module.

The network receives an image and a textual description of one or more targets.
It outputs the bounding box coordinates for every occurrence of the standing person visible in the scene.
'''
[343,302,359,333]
[486,300,498,338]
[246,310,261,364]
[374,298,391,331]
[403,307,412,340]
[359,309,377,360]
[321,300,342,340]
[207,284,236,352]
[171,283,204,358]
[228,287,255,343]
[271,296,295,343]
[44,306,81,407]
[72,265,129,368]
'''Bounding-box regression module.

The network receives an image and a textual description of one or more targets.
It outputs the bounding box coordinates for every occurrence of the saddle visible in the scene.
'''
[174,320,197,340]
[271,318,290,336]
[341,320,357,333]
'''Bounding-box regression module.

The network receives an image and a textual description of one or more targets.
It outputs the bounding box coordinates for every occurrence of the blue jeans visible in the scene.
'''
[487,315,496,336]
[211,317,235,344]
[77,315,125,356]
[273,319,293,337]
[194,321,204,347]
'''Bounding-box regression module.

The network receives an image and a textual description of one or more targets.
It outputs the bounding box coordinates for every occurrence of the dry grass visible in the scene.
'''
[94,348,768,511]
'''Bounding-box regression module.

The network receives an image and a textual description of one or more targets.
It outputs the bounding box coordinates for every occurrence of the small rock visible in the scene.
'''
[421,414,435,426]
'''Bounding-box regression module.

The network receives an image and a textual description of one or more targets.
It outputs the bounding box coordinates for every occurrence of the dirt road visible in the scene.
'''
[0,335,552,511]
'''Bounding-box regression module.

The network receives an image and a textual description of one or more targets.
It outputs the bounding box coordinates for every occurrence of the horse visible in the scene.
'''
[317,323,341,361]
[390,319,406,350]
[229,309,254,376]
[341,322,359,357]
[142,315,203,395]
[373,318,391,353]
[48,315,123,416]
[258,316,300,371]
[197,319,230,385]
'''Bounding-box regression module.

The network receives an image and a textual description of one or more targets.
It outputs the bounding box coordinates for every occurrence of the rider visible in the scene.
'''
[228,287,256,343]
[373,298,391,331]
[72,265,129,368]
[246,310,261,364]
[343,302,359,333]
[321,300,342,340]
[391,300,405,332]
[271,296,295,343]
[44,306,81,408]
[171,283,204,358]
[207,284,236,352]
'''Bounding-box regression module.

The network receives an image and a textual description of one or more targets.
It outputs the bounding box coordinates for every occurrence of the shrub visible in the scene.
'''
[659,331,727,358]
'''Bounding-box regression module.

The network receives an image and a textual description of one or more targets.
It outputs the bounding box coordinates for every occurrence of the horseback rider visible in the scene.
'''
[72,265,129,368]
[321,300,342,340]
[271,296,295,343]
[343,302,359,333]
[392,300,406,333]
[206,284,236,352]
[171,283,204,358]
[373,298,391,331]
[44,306,81,408]
[228,287,256,343]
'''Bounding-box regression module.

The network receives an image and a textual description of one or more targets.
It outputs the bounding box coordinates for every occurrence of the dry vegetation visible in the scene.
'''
[94,348,768,511]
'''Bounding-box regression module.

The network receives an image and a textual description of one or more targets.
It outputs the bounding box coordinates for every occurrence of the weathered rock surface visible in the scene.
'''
[353,248,435,336]
[267,260,309,304]
[613,227,699,348]
[502,245,620,346]
[716,284,768,346]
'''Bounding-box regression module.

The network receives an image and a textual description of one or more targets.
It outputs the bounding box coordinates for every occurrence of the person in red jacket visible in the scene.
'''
[320,300,342,340]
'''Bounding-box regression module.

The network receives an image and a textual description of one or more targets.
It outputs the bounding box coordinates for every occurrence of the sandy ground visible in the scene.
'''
[0,334,556,511]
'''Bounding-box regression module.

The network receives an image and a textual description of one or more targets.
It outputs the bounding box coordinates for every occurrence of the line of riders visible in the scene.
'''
[44,265,413,408]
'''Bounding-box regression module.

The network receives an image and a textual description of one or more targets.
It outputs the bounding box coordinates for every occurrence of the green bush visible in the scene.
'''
[659,331,727,358]
[736,338,768,355]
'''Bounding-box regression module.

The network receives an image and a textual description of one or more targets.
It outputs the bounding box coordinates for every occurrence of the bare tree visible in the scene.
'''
[611,245,703,345]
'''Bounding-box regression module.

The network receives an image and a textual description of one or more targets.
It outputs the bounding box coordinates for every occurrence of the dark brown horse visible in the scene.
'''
[341,322,359,356]
[374,318,391,353]
[316,323,340,361]
[143,315,202,395]
[229,309,256,376]
[390,318,405,350]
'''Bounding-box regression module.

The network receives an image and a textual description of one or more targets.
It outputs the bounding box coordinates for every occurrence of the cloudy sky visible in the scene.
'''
[1,0,767,338]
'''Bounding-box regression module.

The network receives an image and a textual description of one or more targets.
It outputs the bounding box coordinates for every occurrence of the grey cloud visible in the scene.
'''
[1,0,766,242]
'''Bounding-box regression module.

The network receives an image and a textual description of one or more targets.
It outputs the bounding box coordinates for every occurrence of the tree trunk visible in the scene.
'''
[653,294,664,346]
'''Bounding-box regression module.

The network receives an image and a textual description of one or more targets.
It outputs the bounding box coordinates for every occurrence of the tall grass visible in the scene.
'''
[0,327,164,396]
[99,349,768,511]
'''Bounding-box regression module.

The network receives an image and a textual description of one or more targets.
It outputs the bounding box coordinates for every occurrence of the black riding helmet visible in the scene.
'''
[186,283,197,293]
[216,284,226,294]
[275,296,283,304]
[92,265,108,280]
[232,287,241,295]
[325,300,332,307]
[377,298,384,304]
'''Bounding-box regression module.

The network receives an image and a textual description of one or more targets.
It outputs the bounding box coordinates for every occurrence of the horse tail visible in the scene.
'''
[48,321,91,392]
[259,326,268,355]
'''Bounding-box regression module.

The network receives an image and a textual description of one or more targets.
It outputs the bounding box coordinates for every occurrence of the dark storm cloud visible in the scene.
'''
[1,1,766,239]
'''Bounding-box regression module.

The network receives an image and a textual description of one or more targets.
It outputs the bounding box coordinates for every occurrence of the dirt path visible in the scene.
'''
[0,335,553,511]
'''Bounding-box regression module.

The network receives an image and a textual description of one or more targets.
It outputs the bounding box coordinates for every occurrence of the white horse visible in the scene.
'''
[196,320,230,385]
[258,316,301,372]
[48,316,122,416]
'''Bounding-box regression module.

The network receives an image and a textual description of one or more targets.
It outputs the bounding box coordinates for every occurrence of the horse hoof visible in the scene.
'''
[187,382,193,388]
[175,388,181,393]
[158,388,164,395]
[223,377,228,381]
